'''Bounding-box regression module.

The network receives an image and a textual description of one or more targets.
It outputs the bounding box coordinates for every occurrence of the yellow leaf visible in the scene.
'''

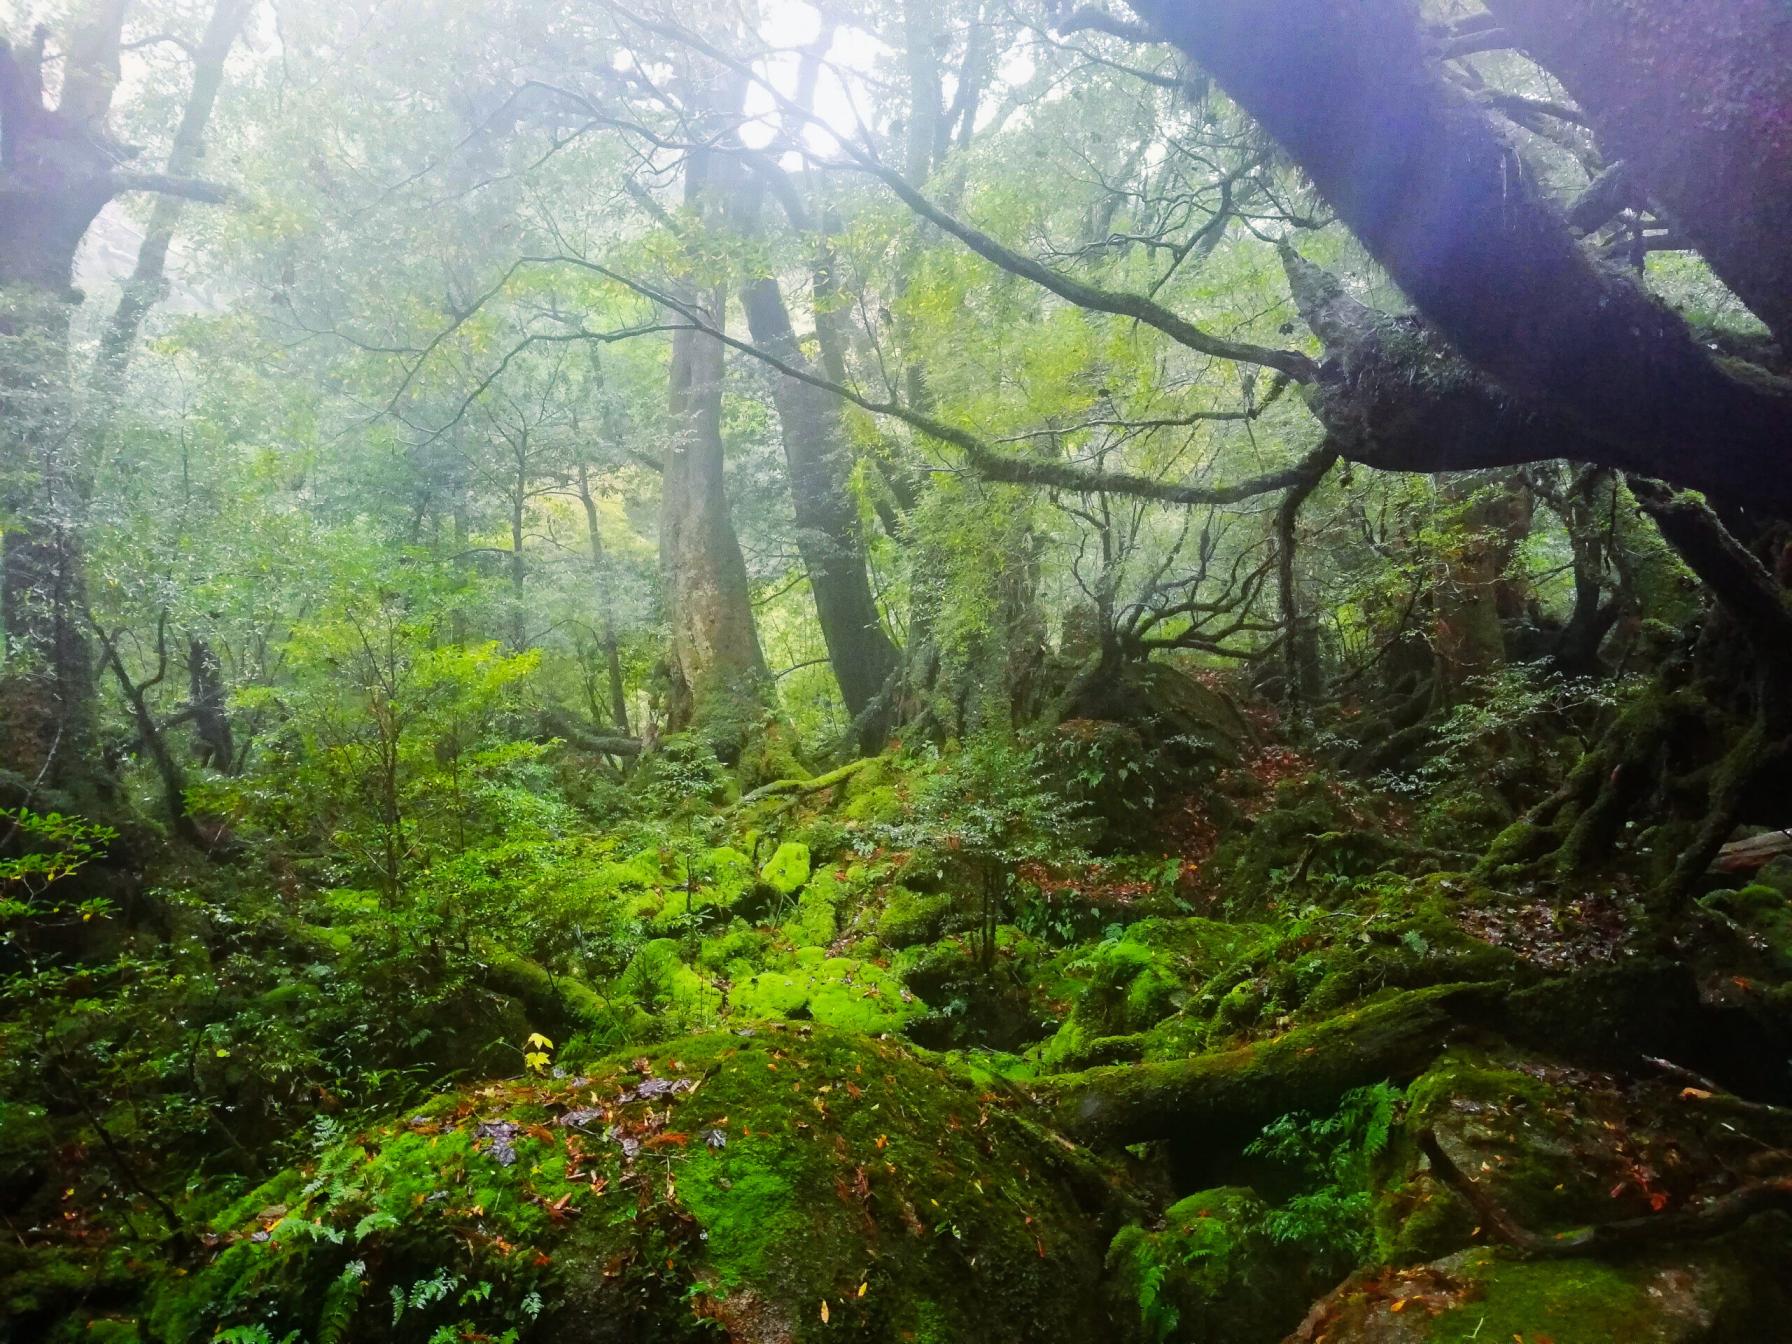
[820,1300,830,1324]
[214,1048,231,1058]
[857,1281,868,1297]
[526,1032,554,1050]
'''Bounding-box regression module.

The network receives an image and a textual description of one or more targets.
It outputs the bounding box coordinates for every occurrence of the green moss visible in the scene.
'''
[734,957,922,1034]
[877,888,955,948]
[759,841,812,897]
[842,784,904,827]
[1331,1247,1739,1343]
[154,1026,1122,1344]
[1375,1045,1690,1265]
[616,938,723,1027]
[698,925,771,975]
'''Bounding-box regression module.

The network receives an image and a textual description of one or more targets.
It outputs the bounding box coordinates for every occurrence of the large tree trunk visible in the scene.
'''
[1124,0,1792,509]
[661,291,768,741]
[0,4,132,791]
[1482,0,1792,352]
[91,0,249,388]
[739,278,900,745]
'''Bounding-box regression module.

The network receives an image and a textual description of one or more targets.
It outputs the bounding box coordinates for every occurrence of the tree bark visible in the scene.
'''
[661,293,769,740]
[91,0,250,388]
[0,3,132,791]
[1482,0,1792,352]
[575,463,631,735]
[186,637,235,771]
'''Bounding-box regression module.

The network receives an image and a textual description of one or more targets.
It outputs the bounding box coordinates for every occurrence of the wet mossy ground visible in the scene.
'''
[15,749,1792,1344]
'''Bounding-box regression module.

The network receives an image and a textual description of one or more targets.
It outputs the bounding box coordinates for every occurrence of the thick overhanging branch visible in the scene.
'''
[1626,478,1792,659]
[1123,0,1792,512]
[1483,0,1792,351]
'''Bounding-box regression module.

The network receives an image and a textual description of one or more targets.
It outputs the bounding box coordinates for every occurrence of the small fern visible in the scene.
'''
[1245,1081,1404,1262]
[317,1259,367,1344]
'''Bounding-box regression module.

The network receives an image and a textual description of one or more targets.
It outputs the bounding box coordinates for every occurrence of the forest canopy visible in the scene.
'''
[3,1,1792,1341]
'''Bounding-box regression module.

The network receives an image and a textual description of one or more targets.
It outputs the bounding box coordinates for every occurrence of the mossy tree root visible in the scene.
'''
[1419,1127,1792,1257]
[1040,981,1498,1150]
[734,756,870,808]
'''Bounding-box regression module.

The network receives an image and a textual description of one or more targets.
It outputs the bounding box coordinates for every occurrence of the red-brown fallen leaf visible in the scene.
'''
[643,1132,689,1150]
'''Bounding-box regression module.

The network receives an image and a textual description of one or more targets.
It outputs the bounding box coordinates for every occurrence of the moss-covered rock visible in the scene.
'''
[1298,1239,1792,1343]
[876,888,955,948]
[152,1025,1123,1344]
[1373,1045,1757,1266]
[734,957,923,1034]
[759,842,812,897]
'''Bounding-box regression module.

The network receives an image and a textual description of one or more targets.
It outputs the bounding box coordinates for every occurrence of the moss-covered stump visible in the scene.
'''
[156,1024,1124,1343]
[1289,1238,1792,1343]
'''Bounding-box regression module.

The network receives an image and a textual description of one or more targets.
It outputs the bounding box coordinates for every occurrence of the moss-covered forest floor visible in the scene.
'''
[8,684,1792,1344]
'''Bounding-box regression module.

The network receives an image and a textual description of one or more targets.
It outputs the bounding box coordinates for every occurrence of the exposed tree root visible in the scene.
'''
[736,757,872,807]
[1419,1127,1792,1257]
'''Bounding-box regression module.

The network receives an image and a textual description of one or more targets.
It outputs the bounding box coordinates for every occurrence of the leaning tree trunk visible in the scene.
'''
[1481,0,1792,353]
[740,277,900,747]
[1125,0,1792,511]
[576,463,631,736]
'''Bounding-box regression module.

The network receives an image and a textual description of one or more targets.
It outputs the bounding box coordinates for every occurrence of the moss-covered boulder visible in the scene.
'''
[153,1025,1123,1344]
[734,955,923,1034]
[759,842,812,897]
[876,888,955,948]
[1373,1046,1757,1265]
[1293,1240,1792,1343]
[1038,918,1268,1069]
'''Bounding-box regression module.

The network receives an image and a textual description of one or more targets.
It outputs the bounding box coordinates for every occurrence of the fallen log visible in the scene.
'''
[1039,981,1498,1149]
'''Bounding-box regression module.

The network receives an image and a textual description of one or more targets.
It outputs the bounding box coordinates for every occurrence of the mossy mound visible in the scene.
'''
[1036,918,1264,1070]
[876,887,956,948]
[734,956,923,1034]
[758,841,812,897]
[155,1025,1120,1344]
